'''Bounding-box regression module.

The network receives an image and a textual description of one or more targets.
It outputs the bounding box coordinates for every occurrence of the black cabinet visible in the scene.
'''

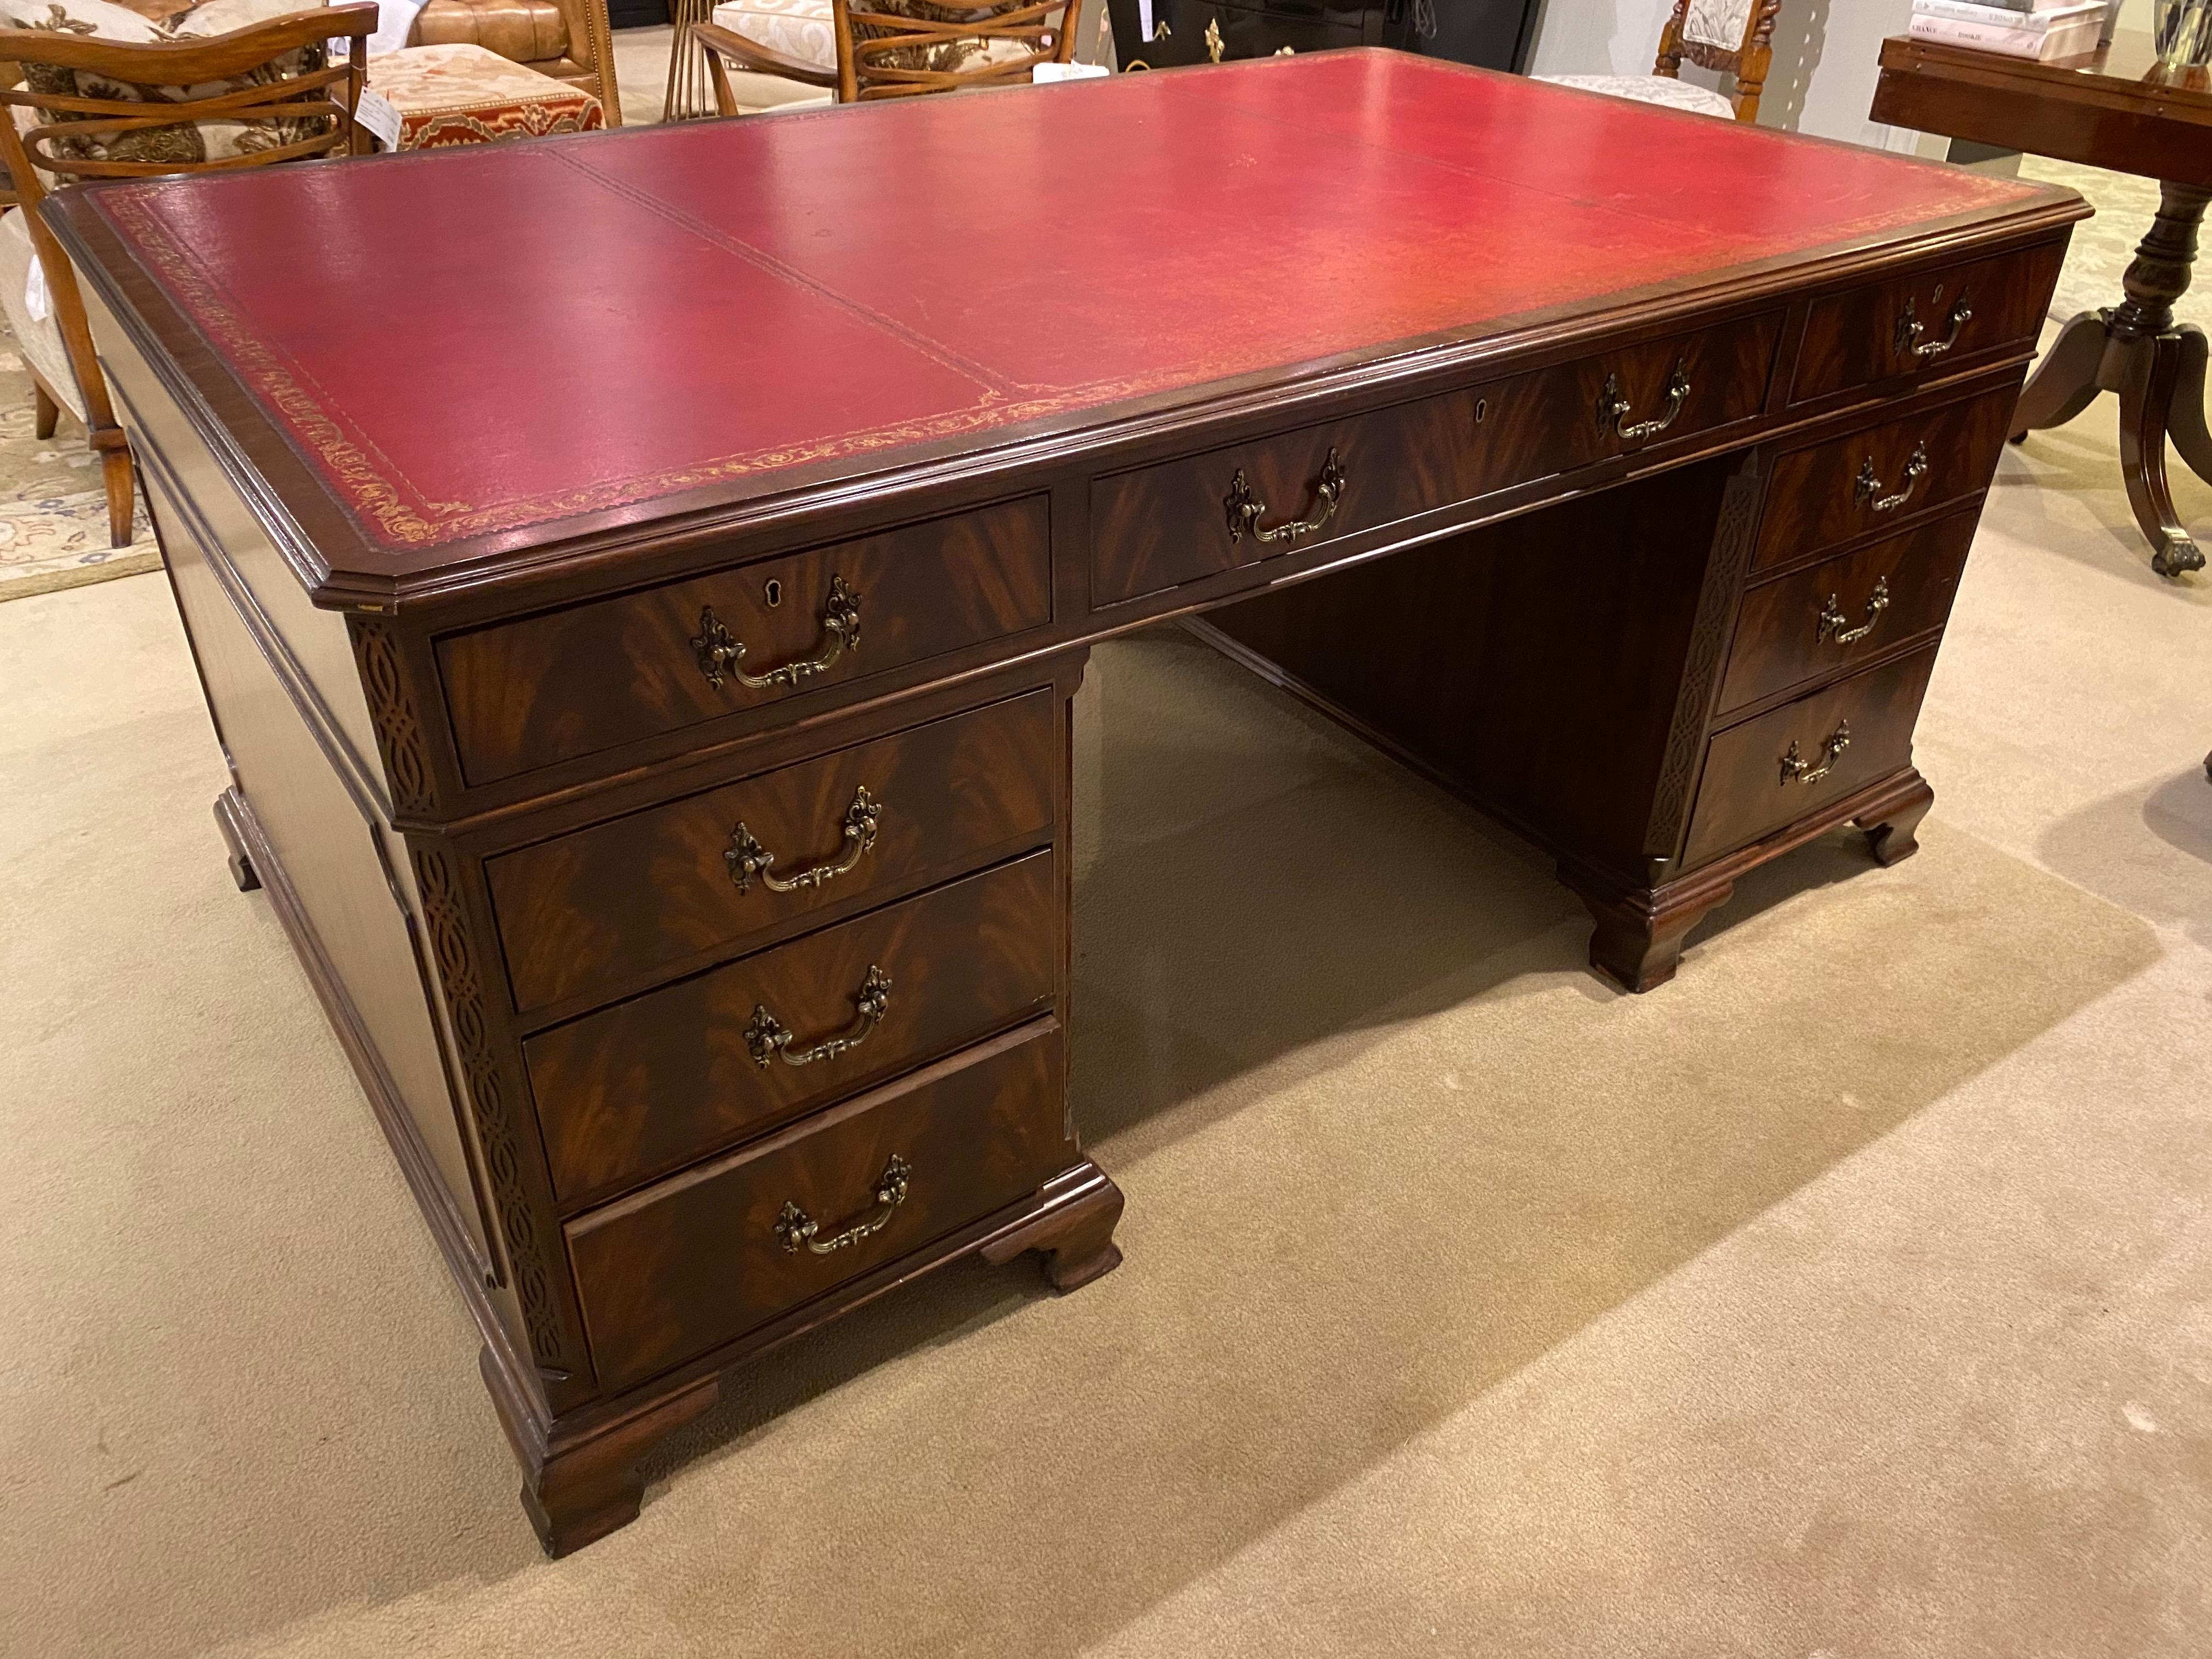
[1107,0,1538,74]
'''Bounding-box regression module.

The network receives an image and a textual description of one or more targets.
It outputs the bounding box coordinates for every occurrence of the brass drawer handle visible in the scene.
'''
[1226,448,1347,545]
[726,786,881,895]
[775,1154,912,1256]
[1598,358,1691,442]
[1816,576,1891,646]
[1779,719,1851,787]
[691,575,862,691]
[1894,292,1972,360]
[745,965,892,1069]
[1854,443,1929,514]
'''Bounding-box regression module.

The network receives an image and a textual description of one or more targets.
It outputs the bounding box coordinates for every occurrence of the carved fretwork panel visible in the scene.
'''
[351,617,438,817]
[411,843,591,1397]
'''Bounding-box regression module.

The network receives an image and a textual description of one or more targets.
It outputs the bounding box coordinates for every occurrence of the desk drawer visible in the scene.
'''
[1090,312,1781,606]
[488,690,1057,1014]
[1753,386,2012,573]
[1683,645,1938,869]
[1791,242,2063,405]
[567,1022,1066,1392]
[526,852,1057,1203]
[437,496,1053,786]
[1718,511,1974,716]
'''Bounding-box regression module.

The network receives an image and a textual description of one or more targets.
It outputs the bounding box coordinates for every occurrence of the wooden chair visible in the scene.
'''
[0,4,375,546]
[692,0,1083,113]
[1538,0,1782,123]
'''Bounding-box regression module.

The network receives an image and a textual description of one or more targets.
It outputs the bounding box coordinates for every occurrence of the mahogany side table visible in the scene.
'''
[1874,32,2212,577]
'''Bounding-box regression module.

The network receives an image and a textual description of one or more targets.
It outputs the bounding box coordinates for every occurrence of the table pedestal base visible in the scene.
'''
[2012,180,2212,578]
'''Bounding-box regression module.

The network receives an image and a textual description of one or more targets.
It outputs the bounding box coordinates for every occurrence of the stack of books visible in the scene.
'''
[1908,0,2108,59]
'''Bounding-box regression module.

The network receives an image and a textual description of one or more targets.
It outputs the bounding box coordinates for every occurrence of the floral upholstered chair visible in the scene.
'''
[685,0,1082,117]
[0,0,376,545]
[1538,0,1782,123]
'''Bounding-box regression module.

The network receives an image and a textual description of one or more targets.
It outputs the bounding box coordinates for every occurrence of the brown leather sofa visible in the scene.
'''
[409,0,622,122]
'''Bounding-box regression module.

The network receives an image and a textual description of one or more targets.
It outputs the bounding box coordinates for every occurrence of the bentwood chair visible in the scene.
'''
[690,0,1084,116]
[1538,0,1782,123]
[0,3,376,546]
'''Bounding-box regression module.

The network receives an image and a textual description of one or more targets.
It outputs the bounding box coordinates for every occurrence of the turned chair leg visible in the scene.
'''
[99,445,135,548]
[32,380,58,441]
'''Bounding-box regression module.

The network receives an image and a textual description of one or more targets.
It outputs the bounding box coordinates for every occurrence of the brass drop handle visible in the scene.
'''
[1779,719,1851,786]
[691,575,862,691]
[775,1155,912,1256]
[1894,292,1972,359]
[1854,443,1929,514]
[1598,359,1691,442]
[745,965,891,1069]
[1226,448,1347,545]
[726,786,880,894]
[1816,576,1891,646]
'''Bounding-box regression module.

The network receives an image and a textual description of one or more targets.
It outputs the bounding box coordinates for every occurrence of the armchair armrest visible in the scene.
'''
[691,18,838,115]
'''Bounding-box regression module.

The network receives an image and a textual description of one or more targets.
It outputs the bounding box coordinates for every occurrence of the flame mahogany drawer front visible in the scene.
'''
[526,851,1058,1204]
[1683,644,1940,869]
[1790,242,2063,406]
[487,689,1058,1015]
[436,496,1054,787]
[1753,385,2014,573]
[566,1022,1068,1393]
[1718,510,1976,716]
[1090,311,1784,606]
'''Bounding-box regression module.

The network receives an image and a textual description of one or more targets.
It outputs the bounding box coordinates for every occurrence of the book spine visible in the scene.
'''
[1912,0,2038,22]
[1911,0,2100,26]
[1909,14,2040,47]
[1908,12,2101,54]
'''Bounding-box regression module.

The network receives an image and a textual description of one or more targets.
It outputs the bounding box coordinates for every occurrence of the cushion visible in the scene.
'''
[1680,0,1754,51]
[846,0,1054,78]
[367,40,601,145]
[1537,73,1735,120]
[0,207,83,421]
[0,0,341,170]
[174,0,329,31]
[410,0,568,66]
[710,0,832,72]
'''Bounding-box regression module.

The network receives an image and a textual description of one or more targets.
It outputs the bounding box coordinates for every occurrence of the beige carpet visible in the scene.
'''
[5,178,2212,1657]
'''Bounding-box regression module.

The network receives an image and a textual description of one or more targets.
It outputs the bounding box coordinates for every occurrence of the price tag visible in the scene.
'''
[1033,60,1108,83]
[356,88,404,153]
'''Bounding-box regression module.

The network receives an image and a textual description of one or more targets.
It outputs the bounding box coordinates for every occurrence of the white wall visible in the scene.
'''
[1525,0,1920,149]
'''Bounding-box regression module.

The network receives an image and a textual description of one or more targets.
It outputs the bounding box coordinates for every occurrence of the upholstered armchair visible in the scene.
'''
[1538,0,1781,123]
[686,0,1081,117]
[408,0,621,121]
[0,0,376,546]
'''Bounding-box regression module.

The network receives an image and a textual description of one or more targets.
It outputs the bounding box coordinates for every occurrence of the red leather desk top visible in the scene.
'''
[63,49,2061,584]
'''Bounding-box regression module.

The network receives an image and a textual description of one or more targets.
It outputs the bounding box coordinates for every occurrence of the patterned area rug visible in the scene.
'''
[0,317,155,603]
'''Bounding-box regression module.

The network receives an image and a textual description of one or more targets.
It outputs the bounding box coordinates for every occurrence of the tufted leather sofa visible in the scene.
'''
[409,0,622,121]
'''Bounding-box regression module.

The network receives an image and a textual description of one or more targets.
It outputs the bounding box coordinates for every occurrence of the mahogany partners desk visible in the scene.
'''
[48,52,2079,1554]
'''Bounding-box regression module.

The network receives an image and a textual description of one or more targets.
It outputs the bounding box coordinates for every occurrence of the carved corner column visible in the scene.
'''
[348,614,602,1422]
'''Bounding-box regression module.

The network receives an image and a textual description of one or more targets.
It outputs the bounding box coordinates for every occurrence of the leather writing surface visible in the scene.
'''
[81,50,2042,566]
